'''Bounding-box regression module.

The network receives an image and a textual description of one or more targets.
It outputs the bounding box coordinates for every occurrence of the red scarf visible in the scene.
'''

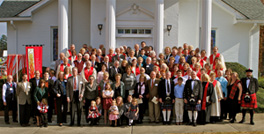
[196,69,201,80]
[202,82,210,110]
[60,64,70,72]
[64,74,72,79]
[132,66,140,76]
[209,53,220,69]
[203,56,207,61]
[207,70,211,75]
[190,64,195,70]
[199,60,204,68]
[212,80,217,87]
[84,67,94,81]
[182,70,187,76]
[68,50,72,57]
[179,64,184,70]
[229,80,240,99]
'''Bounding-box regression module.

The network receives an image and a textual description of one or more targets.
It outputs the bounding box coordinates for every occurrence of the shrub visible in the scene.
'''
[225,62,247,79]
[259,77,264,88]
[256,87,264,113]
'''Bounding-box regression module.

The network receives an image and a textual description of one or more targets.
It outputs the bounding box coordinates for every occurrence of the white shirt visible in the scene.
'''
[166,79,171,95]
[246,78,250,89]
[138,82,145,95]
[2,82,16,102]
[191,80,195,90]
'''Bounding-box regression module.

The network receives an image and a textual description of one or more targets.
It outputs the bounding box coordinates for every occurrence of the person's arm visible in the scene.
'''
[198,81,203,104]
[81,70,88,82]
[34,88,40,104]
[93,69,97,81]
[66,79,70,102]
[135,106,139,115]
[223,79,228,98]
[53,80,59,95]
[237,83,243,101]
[2,84,7,104]
[255,78,259,93]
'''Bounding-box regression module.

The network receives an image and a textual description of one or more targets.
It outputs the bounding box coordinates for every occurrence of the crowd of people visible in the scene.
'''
[2,42,259,128]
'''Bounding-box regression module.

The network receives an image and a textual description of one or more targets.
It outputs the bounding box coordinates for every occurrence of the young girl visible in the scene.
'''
[88,101,101,126]
[102,82,114,124]
[37,99,49,127]
[96,97,102,125]
[109,100,119,127]
[125,98,139,126]
[124,95,133,125]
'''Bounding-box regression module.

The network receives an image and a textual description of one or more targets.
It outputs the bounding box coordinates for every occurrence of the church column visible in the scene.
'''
[200,0,212,57]
[58,0,69,56]
[105,0,116,52]
[155,0,164,54]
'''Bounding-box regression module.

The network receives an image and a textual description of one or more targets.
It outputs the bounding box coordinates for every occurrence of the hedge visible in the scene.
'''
[225,62,247,79]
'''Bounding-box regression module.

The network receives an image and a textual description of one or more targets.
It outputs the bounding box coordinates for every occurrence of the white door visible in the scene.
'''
[116,37,153,48]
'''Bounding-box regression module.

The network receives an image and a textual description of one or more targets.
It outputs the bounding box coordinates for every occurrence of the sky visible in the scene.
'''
[0,0,7,36]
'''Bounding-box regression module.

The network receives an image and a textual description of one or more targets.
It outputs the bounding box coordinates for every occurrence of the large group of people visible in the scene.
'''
[2,42,259,128]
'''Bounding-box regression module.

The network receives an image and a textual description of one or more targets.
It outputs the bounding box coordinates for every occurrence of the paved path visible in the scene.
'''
[0,113,263,134]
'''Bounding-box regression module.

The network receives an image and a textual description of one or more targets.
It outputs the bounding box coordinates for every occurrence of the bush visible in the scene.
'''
[225,62,247,79]
[256,87,264,113]
[259,77,264,88]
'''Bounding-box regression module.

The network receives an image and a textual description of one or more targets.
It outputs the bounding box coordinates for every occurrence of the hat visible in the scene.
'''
[246,68,253,72]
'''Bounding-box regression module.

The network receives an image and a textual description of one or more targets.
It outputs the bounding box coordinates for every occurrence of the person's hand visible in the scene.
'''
[146,94,149,98]
[83,100,86,103]
[159,98,163,103]
[184,99,188,104]
[197,100,201,104]
[37,101,40,105]
[172,99,175,103]
[3,102,6,106]
[57,94,61,97]
[238,97,241,101]
[135,113,138,116]
[67,98,70,103]
[156,98,159,101]
[218,99,221,102]
[139,95,143,99]
[79,94,83,98]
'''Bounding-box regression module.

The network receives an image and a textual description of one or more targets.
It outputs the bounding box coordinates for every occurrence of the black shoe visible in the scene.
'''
[13,120,18,123]
[21,124,27,127]
[193,122,197,126]
[250,121,255,125]
[188,122,193,125]
[167,121,171,125]
[44,124,47,127]
[230,120,235,123]
[5,122,10,124]
[239,119,245,123]
[69,123,74,126]
[77,124,81,126]
[155,121,160,124]
[163,122,166,125]
[26,124,30,126]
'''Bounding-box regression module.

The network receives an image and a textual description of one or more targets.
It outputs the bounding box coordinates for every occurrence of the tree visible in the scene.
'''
[0,34,7,56]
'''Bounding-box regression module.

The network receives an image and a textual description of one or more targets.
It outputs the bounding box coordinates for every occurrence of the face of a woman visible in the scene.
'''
[105,84,110,89]
[41,82,45,87]
[102,65,106,71]
[165,48,170,54]
[115,76,121,81]
[117,98,121,104]
[232,73,237,80]
[127,68,131,74]
[127,96,132,102]
[59,73,64,79]
[174,66,178,71]
[122,62,127,67]
[104,75,109,80]
[90,77,94,82]
[140,76,145,82]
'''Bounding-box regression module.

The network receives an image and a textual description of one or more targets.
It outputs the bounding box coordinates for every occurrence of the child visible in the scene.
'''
[37,99,49,127]
[124,95,133,125]
[109,100,119,127]
[125,98,139,126]
[117,96,125,126]
[102,82,114,124]
[88,101,101,126]
[174,77,185,125]
[96,97,102,125]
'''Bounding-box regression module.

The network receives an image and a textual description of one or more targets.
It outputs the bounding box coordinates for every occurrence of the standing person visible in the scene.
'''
[207,46,226,71]
[83,75,98,123]
[2,75,17,124]
[215,70,228,121]
[30,70,41,124]
[136,68,150,82]
[109,61,122,82]
[122,66,137,99]
[174,77,185,125]
[124,98,139,126]
[102,82,114,124]
[81,61,97,82]
[239,69,259,125]
[97,64,107,84]
[55,53,65,71]
[133,75,149,124]
[146,71,161,123]
[108,100,119,127]
[112,74,125,99]
[227,72,242,123]
[73,53,84,74]
[67,67,85,126]
[87,101,101,126]
[198,74,215,125]
[69,50,77,66]
[99,72,113,97]
[144,57,154,75]
[56,57,72,77]
[159,71,175,125]
[183,71,203,126]
[53,72,68,126]
[116,96,125,126]
[17,74,32,127]
[34,79,49,127]
[112,48,125,63]
[210,73,223,123]
[43,72,54,123]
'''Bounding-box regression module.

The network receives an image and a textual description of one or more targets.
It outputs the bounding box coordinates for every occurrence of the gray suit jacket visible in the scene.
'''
[66,75,85,102]
[16,82,32,105]
[146,79,161,101]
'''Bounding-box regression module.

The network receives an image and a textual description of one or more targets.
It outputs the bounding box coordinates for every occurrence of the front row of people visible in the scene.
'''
[2,68,258,127]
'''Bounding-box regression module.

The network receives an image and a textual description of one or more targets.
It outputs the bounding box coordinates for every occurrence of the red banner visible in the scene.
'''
[26,46,43,80]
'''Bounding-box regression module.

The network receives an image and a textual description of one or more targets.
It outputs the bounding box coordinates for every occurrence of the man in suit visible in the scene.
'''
[134,44,141,58]
[29,70,41,123]
[17,74,32,127]
[67,67,85,126]
[55,52,65,71]
[43,71,55,123]
[2,75,17,124]
[239,69,259,125]
[144,57,154,75]
[100,56,113,72]
[158,71,175,125]
[183,71,203,126]
[146,71,161,123]
[111,48,125,64]
[90,54,101,73]
[109,61,122,81]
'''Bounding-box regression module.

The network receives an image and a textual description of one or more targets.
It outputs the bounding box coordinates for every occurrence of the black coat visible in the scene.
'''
[144,64,154,75]
[158,79,175,101]
[183,79,203,101]
[133,82,149,99]
[53,79,67,96]
[45,79,54,97]
[109,67,122,81]
[240,77,259,94]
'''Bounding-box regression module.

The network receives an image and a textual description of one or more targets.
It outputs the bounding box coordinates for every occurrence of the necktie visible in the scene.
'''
[167,80,170,93]
[117,55,120,61]
[74,78,77,91]
[151,80,154,88]
[10,83,12,87]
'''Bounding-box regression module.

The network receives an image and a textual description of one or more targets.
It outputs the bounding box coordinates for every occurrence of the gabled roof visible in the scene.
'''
[222,0,264,20]
[0,0,40,18]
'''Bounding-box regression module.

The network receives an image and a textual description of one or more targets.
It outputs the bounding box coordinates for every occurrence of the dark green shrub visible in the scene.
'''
[259,77,264,88]
[256,87,264,113]
[225,62,247,79]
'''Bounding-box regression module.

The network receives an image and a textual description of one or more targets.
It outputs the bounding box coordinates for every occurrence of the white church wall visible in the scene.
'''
[7,0,58,67]
[250,25,260,77]
[71,0,90,51]
[90,0,106,49]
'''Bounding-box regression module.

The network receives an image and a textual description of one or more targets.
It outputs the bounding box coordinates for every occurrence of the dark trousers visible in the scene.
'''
[4,97,17,123]
[40,113,48,125]
[47,96,55,122]
[220,99,228,120]
[19,101,31,125]
[84,98,93,122]
[56,95,68,123]
[70,91,82,125]
[138,99,147,121]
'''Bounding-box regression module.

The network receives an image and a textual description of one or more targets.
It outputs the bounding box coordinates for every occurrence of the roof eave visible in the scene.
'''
[0,17,32,22]
[234,19,264,24]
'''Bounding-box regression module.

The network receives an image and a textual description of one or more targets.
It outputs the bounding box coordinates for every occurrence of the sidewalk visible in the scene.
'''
[0,113,263,134]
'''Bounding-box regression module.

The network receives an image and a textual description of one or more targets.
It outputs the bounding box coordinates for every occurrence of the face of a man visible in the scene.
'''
[86,62,91,69]
[191,71,196,79]
[44,73,49,80]
[35,71,40,79]
[7,75,13,83]
[166,72,171,79]
[60,53,65,60]
[246,72,252,77]
[140,68,145,74]
[150,72,156,79]
[72,69,78,76]
[114,62,119,67]
[23,75,28,81]
[104,56,109,63]
[213,47,218,54]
